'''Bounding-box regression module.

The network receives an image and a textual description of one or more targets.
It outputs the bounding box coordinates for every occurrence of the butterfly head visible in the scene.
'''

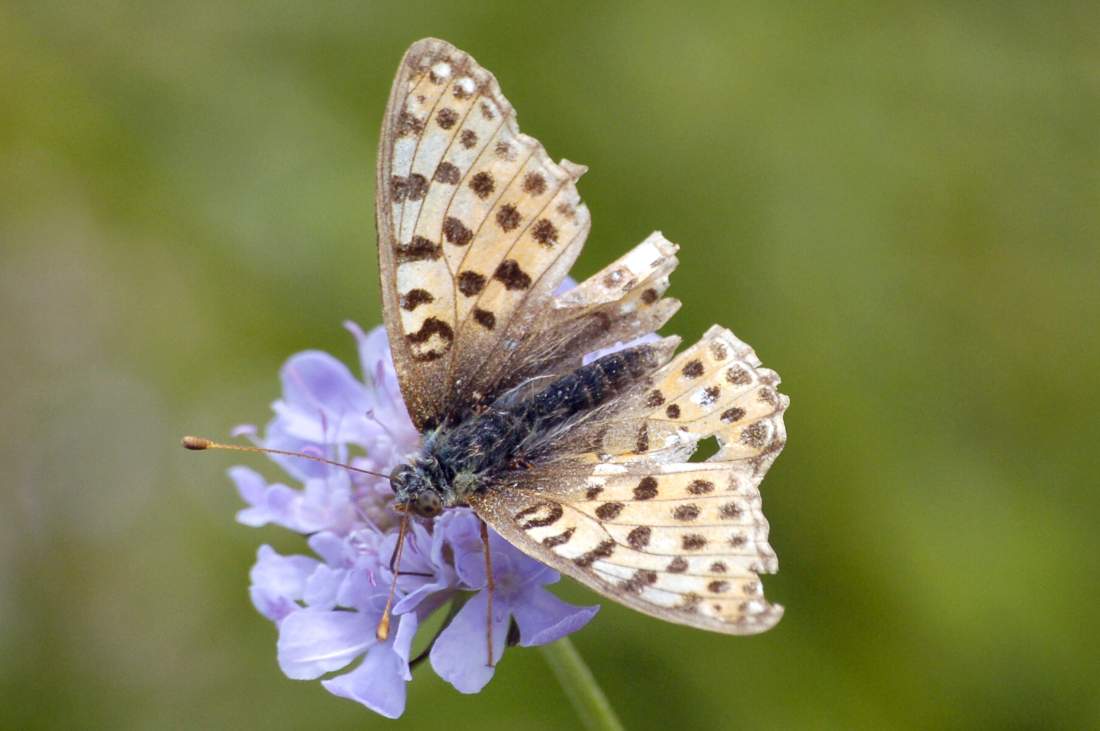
[389,463,444,518]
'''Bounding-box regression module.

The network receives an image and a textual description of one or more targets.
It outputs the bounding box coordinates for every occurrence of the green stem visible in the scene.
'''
[539,637,625,731]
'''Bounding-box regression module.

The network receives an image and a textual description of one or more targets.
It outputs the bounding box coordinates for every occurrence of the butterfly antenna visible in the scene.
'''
[181,436,390,479]
[377,510,410,641]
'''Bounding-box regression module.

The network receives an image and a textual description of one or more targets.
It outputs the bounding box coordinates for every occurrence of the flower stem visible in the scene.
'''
[539,638,625,731]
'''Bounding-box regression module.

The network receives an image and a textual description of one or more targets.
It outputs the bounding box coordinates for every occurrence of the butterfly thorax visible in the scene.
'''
[390,345,662,518]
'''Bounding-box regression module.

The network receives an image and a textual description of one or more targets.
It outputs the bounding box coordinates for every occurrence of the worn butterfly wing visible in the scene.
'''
[377,38,595,430]
[471,327,787,634]
[379,38,787,634]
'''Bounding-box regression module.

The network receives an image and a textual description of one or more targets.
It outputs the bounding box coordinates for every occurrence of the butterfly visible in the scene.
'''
[376,37,788,641]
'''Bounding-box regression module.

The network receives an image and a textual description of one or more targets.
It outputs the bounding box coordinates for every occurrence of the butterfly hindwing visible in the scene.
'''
[471,460,782,635]
[624,325,788,464]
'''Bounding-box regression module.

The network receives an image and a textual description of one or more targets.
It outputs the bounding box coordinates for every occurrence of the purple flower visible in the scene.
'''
[229,322,598,718]
[430,512,599,693]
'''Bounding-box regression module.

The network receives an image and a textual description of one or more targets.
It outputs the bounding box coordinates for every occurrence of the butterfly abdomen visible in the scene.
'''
[515,346,660,433]
[427,345,661,485]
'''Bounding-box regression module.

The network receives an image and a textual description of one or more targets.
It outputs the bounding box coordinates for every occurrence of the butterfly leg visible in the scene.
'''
[479,518,495,667]
[388,522,431,577]
[377,513,410,641]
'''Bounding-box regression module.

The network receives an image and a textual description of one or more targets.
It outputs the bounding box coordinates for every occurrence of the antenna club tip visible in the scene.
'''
[182,436,213,451]
[375,617,391,641]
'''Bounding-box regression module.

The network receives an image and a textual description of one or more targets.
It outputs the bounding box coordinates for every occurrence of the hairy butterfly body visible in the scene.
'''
[381,39,787,635]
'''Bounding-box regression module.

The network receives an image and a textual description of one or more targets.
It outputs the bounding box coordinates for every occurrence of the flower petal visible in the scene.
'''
[322,642,408,719]
[302,564,343,610]
[436,510,488,588]
[308,531,352,567]
[280,350,372,418]
[391,611,419,681]
[229,465,266,505]
[429,590,509,694]
[345,321,392,387]
[294,472,357,535]
[345,321,419,451]
[336,567,388,614]
[259,419,333,482]
[248,545,318,622]
[511,586,600,647]
[274,351,374,445]
[277,609,375,680]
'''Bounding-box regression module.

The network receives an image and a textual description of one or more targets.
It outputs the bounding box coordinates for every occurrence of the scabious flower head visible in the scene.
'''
[228,322,598,718]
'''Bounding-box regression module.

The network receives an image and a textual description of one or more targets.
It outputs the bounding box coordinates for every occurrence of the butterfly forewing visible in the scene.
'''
[378,38,590,429]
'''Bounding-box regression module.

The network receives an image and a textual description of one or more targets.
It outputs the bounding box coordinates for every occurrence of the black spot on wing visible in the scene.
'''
[457,271,486,297]
[627,526,651,549]
[493,259,532,290]
[405,317,454,361]
[470,171,495,198]
[673,504,701,521]
[434,162,461,184]
[473,308,496,330]
[682,534,707,551]
[396,110,424,137]
[573,540,616,568]
[740,422,769,448]
[719,502,743,519]
[667,557,688,573]
[542,528,574,548]
[436,107,458,129]
[620,569,658,594]
[443,216,473,246]
[514,502,563,529]
[726,366,751,385]
[400,289,434,311]
[395,236,441,263]
[523,172,547,194]
[688,479,715,495]
[682,359,705,379]
[595,502,624,520]
[720,407,746,423]
[633,477,658,500]
[496,203,522,232]
[532,219,558,247]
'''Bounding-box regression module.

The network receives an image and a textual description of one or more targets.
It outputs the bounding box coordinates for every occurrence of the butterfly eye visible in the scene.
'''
[414,491,442,518]
[389,464,415,494]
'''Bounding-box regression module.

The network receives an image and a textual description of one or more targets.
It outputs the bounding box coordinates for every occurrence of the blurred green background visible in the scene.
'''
[3,1,1098,729]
